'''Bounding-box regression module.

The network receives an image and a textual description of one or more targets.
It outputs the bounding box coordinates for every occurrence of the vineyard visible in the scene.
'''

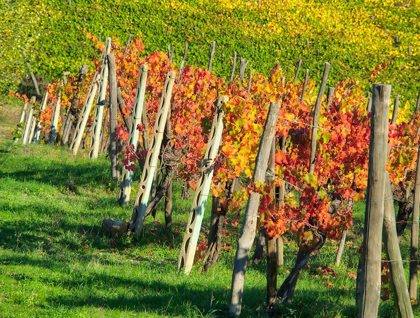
[1,0,420,317]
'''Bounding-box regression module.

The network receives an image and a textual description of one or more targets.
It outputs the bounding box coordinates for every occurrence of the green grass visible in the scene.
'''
[0,142,418,317]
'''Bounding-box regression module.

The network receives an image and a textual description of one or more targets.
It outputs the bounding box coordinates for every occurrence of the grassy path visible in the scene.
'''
[0,143,417,317]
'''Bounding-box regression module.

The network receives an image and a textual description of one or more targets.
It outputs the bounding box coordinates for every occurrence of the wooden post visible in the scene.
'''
[367,94,372,113]
[309,62,330,174]
[239,59,248,80]
[90,37,111,159]
[266,139,277,306]
[383,172,414,318]
[129,71,176,238]
[409,128,420,299]
[229,102,281,316]
[300,69,309,103]
[408,45,411,55]
[294,59,302,82]
[230,51,237,82]
[208,41,216,73]
[358,84,391,318]
[33,90,48,143]
[108,53,119,179]
[414,91,420,115]
[62,66,88,145]
[50,79,63,144]
[178,42,188,82]
[327,87,335,107]
[28,115,36,143]
[70,73,100,155]
[14,101,28,142]
[119,65,148,205]
[178,97,228,274]
[22,52,40,96]
[22,103,33,145]
[123,33,132,59]
[335,230,347,266]
[247,68,252,94]
[392,95,399,125]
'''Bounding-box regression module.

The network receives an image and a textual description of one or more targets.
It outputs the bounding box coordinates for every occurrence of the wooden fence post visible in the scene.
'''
[383,172,414,318]
[90,37,111,159]
[178,97,228,274]
[229,102,281,316]
[118,65,148,205]
[108,53,119,179]
[358,84,391,318]
[409,128,420,300]
[309,62,330,173]
[129,71,176,238]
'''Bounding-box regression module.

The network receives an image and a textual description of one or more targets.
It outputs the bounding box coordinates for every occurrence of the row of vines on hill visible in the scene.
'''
[11,32,419,315]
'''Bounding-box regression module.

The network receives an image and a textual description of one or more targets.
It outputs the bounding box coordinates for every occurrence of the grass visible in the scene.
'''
[0,142,418,317]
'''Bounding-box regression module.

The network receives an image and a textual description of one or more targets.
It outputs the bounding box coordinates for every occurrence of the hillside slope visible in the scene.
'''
[1,0,419,103]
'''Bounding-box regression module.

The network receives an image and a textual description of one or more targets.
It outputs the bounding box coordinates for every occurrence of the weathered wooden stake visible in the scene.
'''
[123,33,132,59]
[22,103,33,145]
[414,91,420,115]
[335,230,347,266]
[22,52,40,96]
[327,87,335,107]
[208,41,216,73]
[33,90,49,143]
[294,59,302,82]
[129,71,176,238]
[383,172,414,318]
[358,84,391,318]
[266,139,277,306]
[119,65,148,205]
[409,128,420,300]
[49,79,63,144]
[178,42,189,82]
[230,51,237,82]
[247,68,252,94]
[108,53,119,179]
[178,97,228,274]
[70,72,100,155]
[229,102,281,316]
[239,58,248,80]
[14,101,28,142]
[90,37,111,159]
[300,69,309,103]
[309,62,330,173]
[392,95,399,126]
